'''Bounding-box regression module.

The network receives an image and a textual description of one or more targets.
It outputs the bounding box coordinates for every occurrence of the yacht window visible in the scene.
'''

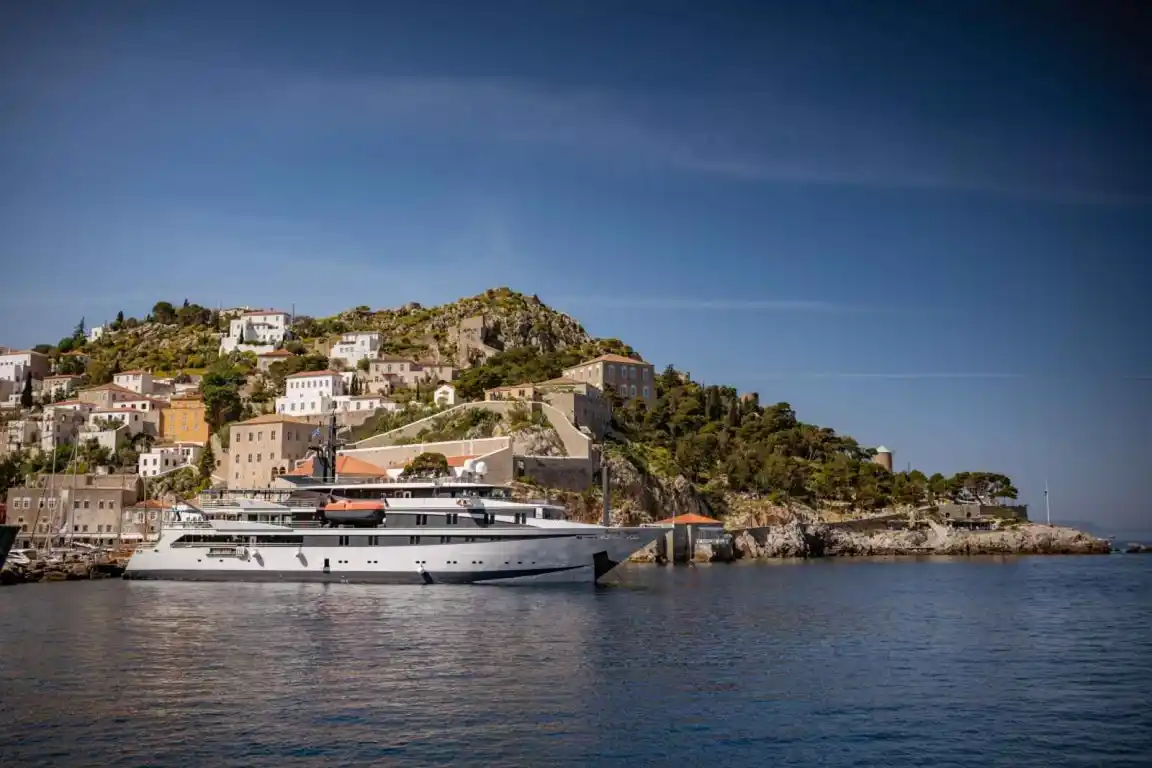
[416,514,428,526]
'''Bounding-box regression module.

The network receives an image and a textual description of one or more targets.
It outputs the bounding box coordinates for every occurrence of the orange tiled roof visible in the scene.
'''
[80,382,137,395]
[574,354,648,366]
[234,413,314,426]
[286,454,386,477]
[286,369,340,378]
[655,513,725,526]
[537,376,584,386]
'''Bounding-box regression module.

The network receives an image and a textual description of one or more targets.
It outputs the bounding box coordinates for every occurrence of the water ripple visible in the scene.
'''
[1,557,1150,767]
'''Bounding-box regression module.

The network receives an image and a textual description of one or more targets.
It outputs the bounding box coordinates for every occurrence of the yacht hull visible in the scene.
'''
[125,528,658,585]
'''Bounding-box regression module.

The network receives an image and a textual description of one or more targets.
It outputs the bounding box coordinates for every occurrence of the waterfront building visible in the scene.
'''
[227,414,315,489]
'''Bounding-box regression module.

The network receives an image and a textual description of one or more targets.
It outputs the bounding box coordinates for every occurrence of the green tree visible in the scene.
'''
[267,354,330,394]
[197,442,216,486]
[112,310,125,330]
[0,450,28,499]
[200,358,246,429]
[19,373,33,408]
[152,301,177,324]
[402,451,449,478]
[73,317,86,341]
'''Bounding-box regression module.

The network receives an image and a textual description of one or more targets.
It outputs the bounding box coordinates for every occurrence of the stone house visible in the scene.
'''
[562,354,656,406]
[228,414,315,489]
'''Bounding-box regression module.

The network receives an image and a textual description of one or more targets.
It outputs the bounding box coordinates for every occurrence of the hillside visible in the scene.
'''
[9,287,1020,524]
[44,288,622,383]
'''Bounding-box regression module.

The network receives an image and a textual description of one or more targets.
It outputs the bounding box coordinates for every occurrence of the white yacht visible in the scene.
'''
[124,476,660,585]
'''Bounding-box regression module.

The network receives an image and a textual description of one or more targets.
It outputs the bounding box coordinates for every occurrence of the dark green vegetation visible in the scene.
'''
[402,452,450,478]
[603,367,1017,512]
[452,341,635,401]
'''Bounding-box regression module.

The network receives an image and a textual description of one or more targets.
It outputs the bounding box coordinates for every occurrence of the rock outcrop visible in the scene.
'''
[733,522,1111,558]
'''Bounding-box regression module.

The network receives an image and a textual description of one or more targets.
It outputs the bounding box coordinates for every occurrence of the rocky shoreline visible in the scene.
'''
[729,520,1111,559]
[1,561,125,586]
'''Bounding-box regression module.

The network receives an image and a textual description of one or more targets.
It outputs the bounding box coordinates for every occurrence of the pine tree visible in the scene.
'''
[20,372,33,408]
[197,441,216,484]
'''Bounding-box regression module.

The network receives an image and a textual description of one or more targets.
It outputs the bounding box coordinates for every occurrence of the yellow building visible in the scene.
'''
[161,394,210,445]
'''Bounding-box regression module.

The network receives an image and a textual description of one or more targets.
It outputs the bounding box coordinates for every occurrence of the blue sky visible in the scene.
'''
[2,1,1149,530]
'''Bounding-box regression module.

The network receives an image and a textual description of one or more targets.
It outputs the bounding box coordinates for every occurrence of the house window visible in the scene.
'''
[84,500,90,509]
[98,500,105,509]
[256,453,262,462]
[642,386,649,398]
[271,430,276,440]
[247,454,253,463]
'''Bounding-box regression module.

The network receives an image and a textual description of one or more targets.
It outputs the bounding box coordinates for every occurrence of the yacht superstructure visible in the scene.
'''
[124,478,659,584]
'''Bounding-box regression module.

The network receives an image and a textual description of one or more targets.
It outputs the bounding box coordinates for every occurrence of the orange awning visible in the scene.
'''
[654,513,725,526]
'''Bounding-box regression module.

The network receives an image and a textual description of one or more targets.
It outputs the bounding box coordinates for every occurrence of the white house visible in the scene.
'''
[88,325,106,342]
[330,331,382,368]
[275,370,346,416]
[138,443,203,478]
[0,350,50,383]
[434,384,457,407]
[38,405,90,452]
[113,370,154,395]
[332,394,400,415]
[88,408,149,437]
[220,310,291,354]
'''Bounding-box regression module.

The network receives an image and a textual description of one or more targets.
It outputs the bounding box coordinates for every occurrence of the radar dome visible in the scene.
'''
[473,461,488,477]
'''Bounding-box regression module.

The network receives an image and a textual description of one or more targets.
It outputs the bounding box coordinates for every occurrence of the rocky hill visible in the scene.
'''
[14,288,1025,532]
[51,288,615,383]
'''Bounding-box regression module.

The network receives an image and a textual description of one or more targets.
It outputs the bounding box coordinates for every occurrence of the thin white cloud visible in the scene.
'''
[241,74,1151,207]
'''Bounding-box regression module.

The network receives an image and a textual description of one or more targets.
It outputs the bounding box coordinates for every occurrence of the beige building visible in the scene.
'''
[228,414,315,489]
[5,474,143,548]
[42,374,82,399]
[78,382,139,409]
[256,348,295,373]
[366,357,456,394]
[563,354,656,405]
[485,377,611,438]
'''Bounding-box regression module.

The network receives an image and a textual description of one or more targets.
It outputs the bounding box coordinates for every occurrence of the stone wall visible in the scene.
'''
[515,455,598,492]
